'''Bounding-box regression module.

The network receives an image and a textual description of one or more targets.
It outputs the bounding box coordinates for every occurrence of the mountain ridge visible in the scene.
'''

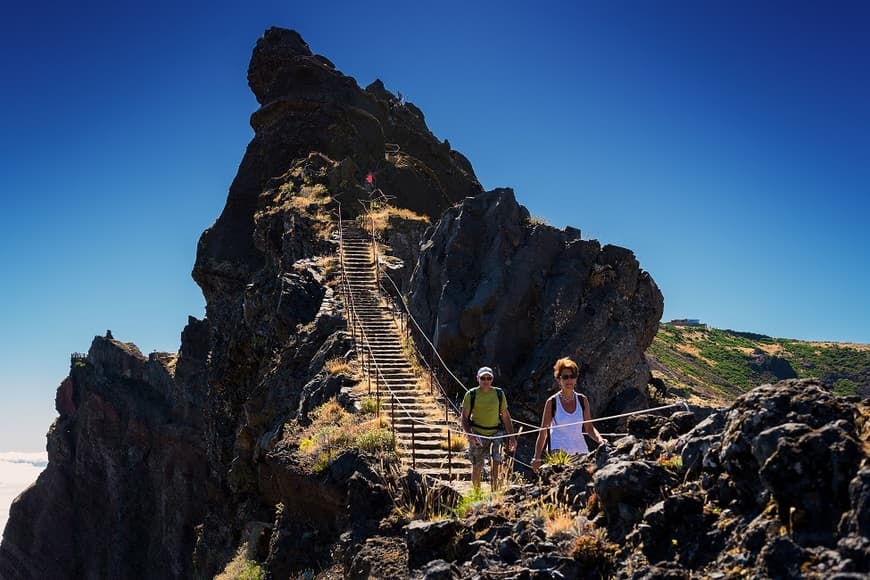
[648,322,870,406]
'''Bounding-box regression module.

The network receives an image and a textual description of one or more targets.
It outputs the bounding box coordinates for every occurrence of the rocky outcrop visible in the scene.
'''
[194,27,481,317]
[0,27,687,580]
[0,332,208,580]
[408,188,663,422]
[183,27,484,578]
[343,379,869,578]
[748,348,798,383]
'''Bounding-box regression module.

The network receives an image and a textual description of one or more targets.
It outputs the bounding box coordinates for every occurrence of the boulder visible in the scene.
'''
[594,460,675,541]
[407,519,462,569]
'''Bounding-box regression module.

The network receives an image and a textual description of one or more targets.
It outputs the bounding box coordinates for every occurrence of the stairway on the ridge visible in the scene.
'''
[340,222,472,483]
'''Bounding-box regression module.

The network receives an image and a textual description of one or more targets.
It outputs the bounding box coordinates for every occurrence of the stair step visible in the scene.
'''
[341,225,471,486]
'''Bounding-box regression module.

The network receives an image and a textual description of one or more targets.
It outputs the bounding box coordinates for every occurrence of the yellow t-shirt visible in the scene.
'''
[462,387,505,436]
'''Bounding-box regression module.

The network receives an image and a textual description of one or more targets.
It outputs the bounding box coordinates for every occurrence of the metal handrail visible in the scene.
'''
[337,206,693,478]
[357,208,470,455]
[338,210,454,442]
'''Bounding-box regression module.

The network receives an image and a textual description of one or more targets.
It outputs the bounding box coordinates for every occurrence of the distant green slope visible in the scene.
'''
[646,323,870,404]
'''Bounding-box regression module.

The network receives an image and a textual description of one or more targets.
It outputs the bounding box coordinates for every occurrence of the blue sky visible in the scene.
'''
[1,1,868,452]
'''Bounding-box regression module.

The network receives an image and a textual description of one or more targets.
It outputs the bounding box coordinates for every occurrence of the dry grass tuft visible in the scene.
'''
[534,492,593,539]
[439,429,468,452]
[295,398,396,473]
[325,357,351,376]
[214,545,265,580]
[569,531,619,570]
[359,203,429,235]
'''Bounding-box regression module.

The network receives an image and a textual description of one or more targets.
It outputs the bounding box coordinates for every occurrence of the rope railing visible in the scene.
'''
[338,207,463,471]
[379,267,471,398]
[378,269,465,418]
[338,205,694,478]
[371,238,691,437]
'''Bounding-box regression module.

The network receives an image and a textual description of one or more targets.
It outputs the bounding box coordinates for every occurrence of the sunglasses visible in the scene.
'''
[559,374,577,380]
[479,376,493,381]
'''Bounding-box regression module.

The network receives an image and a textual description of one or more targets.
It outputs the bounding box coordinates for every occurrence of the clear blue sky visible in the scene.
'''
[2,1,868,451]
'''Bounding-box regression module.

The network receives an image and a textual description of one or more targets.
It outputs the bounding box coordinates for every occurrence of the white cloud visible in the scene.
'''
[0,452,48,539]
[0,452,48,467]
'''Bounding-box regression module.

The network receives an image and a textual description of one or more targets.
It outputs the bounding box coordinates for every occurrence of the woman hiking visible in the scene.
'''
[532,357,606,472]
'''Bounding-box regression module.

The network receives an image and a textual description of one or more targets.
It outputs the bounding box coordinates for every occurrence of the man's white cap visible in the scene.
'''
[476,366,494,378]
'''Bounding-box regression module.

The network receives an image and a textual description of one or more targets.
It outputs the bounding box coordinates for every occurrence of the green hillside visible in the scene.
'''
[646,323,870,405]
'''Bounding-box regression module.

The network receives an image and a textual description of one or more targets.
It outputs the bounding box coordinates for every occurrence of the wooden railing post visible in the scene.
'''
[429,348,435,395]
[448,429,453,481]
[411,422,417,469]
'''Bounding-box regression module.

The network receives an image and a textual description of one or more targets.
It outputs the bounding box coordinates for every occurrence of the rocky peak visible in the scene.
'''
[408,188,663,422]
[4,27,677,580]
[194,26,481,313]
[247,27,315,104]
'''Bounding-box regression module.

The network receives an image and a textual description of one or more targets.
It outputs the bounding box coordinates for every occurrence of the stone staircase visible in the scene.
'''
[339,221,472,483]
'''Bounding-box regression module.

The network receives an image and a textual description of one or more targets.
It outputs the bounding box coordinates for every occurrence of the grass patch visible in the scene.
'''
[387,469,457,521]
[439,429,468,452]
[259,180,334,241]
[454,486,491,518]
[658,454,684,471]
[360,396,380,414]
[359,203,430,236]
[325,357,351,376]
[215,545,265,580]
[356,428,396,453]
[545,449,574,466]
[296,399,397,473]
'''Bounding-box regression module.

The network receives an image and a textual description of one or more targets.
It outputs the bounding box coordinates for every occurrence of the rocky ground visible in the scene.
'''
[331,379,869,579]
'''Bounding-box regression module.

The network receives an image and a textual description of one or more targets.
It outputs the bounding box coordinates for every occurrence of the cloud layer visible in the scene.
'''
[0,452,48,538]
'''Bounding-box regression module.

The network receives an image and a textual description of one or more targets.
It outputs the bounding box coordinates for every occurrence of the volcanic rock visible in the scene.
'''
[408,187,663,423]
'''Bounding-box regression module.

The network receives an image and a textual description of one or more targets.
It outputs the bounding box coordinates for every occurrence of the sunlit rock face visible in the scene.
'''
[0,333,208,580]
[408,187,664,424]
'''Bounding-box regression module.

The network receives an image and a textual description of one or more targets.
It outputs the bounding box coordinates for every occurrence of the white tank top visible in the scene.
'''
[549,394,589,455]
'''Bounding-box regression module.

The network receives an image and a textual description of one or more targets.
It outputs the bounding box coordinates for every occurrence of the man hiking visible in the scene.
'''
[461,366,517,491]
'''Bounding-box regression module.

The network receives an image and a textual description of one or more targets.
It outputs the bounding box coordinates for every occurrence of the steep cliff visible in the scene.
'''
[0,331,208,579]
[186,27,484,577]
[3,27,669,579]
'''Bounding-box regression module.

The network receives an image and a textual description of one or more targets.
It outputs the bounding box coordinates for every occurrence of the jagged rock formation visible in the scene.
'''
[0,26,783,580]
[0,333,208,579]
[186,27,485,578]
[408,188,663,423]
[194,27,481,306]
[349,380,869,578]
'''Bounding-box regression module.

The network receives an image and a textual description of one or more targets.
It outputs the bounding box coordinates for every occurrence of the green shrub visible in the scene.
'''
[545,449,573,466]
[454,486,489,517]
[360,396,380,414]
[312,450,337,474]
[832,378,858,396]
[355,428,396,453]
[239,561,265,580]
[658,455,684,471]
